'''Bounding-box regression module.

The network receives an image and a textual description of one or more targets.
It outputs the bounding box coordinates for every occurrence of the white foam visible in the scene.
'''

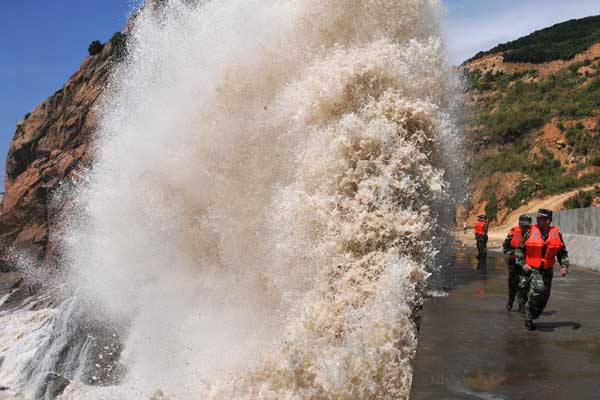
[4,0,462,398]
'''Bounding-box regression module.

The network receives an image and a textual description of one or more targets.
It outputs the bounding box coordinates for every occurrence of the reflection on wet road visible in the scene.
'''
[411,249,600,400]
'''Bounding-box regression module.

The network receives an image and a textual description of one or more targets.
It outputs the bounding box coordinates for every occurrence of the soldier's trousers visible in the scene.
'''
[521,267,554,321]
[475,234,488,257]
[507,259,526,307]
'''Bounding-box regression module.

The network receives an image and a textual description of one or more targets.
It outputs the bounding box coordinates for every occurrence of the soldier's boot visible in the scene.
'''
[505,302,512,312]
[525,319,536,331]
[517,302,525,313]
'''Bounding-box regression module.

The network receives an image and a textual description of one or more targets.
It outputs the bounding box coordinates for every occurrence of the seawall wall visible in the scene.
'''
[553,207,600,272]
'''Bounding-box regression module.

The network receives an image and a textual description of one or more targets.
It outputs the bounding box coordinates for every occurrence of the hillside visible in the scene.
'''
[460,15,600,227]
[469,15,600,64]
[0,34,127,270]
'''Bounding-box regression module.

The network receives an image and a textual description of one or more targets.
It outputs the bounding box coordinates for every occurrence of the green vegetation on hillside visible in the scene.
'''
[88,40,104,56]
[475,146,600,212]
[87,32,128,61]
[468,62,600,144]
[469,15,600,64]
[110,32,128,62]
[485,193,498,222]
[563,189,596,209]
[465,17,600,220]
[476,147,599,195]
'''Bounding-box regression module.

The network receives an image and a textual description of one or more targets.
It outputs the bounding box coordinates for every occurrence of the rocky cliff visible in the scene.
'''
[460,16,600,227]
[0,41,120,270]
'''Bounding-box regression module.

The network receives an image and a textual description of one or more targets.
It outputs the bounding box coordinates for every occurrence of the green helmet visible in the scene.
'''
[518,214,532,228]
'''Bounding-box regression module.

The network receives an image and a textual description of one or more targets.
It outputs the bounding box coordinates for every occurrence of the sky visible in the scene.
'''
[0,1,135,191]
[0,0,599,192]
[444,0,600,64]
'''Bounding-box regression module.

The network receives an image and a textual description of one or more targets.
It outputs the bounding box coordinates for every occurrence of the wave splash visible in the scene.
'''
[5,0,461,399]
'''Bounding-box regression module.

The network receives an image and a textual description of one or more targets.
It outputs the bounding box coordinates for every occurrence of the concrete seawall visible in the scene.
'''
[552,207,600,272]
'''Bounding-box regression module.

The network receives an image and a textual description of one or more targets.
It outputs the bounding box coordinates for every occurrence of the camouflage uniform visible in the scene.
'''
[502,228,526,310]
[514,229,569,322]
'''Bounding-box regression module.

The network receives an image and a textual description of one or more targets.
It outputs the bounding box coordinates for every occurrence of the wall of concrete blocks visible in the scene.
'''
[552,207,600,272]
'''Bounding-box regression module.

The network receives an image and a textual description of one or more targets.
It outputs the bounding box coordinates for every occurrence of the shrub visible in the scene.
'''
[505,180,537,210]
[88,40,104,56]
[565,126,583,146]
[564,190,593,209]
[485,193,498,222]
[110,32,128,61]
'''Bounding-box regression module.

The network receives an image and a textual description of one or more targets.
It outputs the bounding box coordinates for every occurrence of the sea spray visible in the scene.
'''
[2,0,462,398]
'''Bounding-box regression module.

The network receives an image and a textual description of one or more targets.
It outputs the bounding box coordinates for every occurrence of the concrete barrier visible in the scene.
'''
[552,207,600,272]
[552,207,600,237]
[561,234,600,272]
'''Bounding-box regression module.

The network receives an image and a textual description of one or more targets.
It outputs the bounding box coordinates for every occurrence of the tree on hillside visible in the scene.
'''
[88,40,104,56]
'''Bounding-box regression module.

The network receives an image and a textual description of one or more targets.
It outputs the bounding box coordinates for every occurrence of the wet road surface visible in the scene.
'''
[411,249,600,400]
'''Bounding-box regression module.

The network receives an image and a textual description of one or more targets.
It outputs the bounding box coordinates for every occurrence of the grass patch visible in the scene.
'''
[485,193,499,222]
[564,190,593,209]
[471,68,600,143]
[476,149,600,211]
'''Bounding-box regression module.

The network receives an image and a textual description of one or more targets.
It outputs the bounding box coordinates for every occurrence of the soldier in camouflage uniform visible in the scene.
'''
[502,214,532,312]
[515,209,569,331]
[474,215,489,260]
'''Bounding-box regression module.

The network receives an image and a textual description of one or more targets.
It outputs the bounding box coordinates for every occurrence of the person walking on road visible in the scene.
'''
[515,209,569,331]
[502,214,532,312]
[474,215,489,259]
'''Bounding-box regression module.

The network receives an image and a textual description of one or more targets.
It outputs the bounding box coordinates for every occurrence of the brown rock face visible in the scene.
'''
[0,43,116,270]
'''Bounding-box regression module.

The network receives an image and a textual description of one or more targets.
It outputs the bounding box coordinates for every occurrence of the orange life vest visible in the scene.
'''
[525,225,563,269]
[509,226,523,249]
[475,220,486,235]
[508,226,523,259]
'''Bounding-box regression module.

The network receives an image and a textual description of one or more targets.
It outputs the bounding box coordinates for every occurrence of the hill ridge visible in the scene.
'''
[467,15,600,65]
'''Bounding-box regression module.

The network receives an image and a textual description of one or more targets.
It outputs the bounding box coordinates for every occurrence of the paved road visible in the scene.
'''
[411,249,600,400]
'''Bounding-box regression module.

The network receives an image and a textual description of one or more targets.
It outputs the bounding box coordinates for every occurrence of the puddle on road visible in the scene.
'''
[556,336,600,363]
[465,369,506,391]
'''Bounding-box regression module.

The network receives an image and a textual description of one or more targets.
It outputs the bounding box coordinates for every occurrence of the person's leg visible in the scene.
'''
[524,269,547,330]
[476,235,483,257]
[507,260,519,310]
[516,266,527,312]
[536,268,554,314]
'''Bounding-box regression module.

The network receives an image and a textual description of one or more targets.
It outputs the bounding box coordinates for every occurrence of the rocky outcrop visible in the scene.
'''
[0,42,117,269]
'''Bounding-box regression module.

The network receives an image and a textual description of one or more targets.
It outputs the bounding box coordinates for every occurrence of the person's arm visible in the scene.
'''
[483,222,489,235]
[502,229,514,255]
[557,233,570,275]
[514,231,529,268]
